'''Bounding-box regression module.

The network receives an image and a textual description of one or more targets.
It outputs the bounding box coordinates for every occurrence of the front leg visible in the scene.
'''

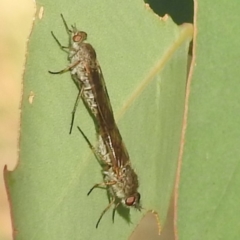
[50,31,69,53]
[87,180,116,196]
[48,60,81,74]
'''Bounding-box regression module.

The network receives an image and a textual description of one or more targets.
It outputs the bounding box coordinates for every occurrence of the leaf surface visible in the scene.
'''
[6,1,192,239]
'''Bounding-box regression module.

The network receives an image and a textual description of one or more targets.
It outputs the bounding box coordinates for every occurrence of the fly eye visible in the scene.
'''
[125,196,136,206]
[73,34,82,42]
[125,193,141,207]
[72,31,87,43]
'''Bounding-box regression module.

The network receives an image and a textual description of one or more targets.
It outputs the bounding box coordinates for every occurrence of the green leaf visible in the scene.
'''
[178,1,240,240]
[5,1,191,239]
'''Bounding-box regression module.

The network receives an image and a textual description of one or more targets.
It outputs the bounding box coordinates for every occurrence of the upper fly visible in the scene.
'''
[48,14,107,134]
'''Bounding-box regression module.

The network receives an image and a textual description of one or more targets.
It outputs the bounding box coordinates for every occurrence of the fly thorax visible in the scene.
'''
[121,165,139,196]
[71,41,83,52]
[103,168,126,200]
[70,58,85,76]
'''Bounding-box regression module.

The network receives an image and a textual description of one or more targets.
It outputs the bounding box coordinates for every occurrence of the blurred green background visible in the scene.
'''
[0,1,34,239]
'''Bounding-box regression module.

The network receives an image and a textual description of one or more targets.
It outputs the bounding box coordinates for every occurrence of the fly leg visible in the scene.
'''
[112,201,120,223]
[96,198,115,228]
[48,14,80,73]
[50,30,69,53]
[48,59,81,74]
[87,181,116,196]
[77,126,99,162]
[69,88,83,134]
[77,126,111,166]
[60,13,72,36]
[86,181,117,228]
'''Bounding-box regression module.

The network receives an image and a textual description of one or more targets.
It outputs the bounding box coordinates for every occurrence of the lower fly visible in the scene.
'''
[77,126,141,228]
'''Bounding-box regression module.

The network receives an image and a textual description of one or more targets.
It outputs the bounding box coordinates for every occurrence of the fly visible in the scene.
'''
[78,127,141,228]
[48,14,141,228]
[48,14,105,134]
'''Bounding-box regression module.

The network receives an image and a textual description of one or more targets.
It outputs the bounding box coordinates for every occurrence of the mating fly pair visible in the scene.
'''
[49,14,141,227]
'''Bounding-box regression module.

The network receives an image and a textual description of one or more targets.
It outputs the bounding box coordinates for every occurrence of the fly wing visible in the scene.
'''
[95,64,115,129]
[86,59,130,169]
[96,65,131,168]
[109,127,130,168]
